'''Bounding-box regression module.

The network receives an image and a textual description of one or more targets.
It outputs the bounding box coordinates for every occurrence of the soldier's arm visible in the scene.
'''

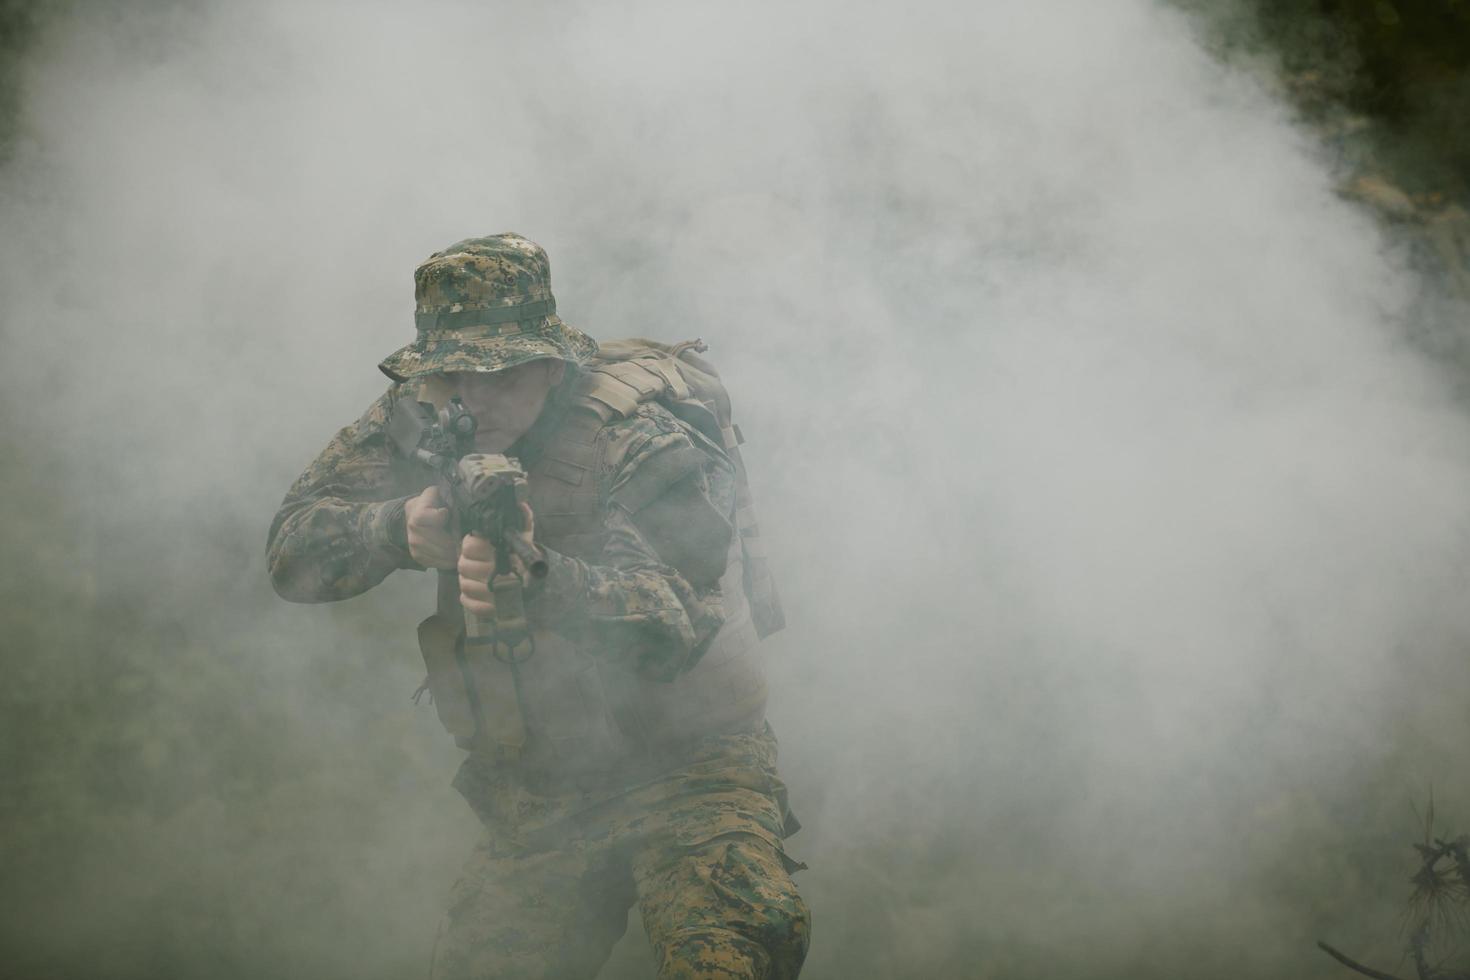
[266,388,426,602]
[529,408,737,681]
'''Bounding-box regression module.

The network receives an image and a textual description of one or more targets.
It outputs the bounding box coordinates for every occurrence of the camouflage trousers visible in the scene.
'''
[430,726,810,980]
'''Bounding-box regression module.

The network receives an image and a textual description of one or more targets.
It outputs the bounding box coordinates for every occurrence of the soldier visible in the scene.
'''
[266,233,808,980]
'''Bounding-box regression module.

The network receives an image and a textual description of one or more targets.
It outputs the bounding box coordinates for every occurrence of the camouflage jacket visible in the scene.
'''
[266,376,735,681]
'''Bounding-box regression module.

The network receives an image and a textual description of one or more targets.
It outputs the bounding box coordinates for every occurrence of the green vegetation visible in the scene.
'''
[1183,0,1470,197]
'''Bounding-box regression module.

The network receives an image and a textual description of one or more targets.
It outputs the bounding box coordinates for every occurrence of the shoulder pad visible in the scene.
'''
[572,355,691,421]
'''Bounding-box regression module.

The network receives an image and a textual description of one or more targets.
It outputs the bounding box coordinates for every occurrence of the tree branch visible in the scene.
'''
[1317,941,1412,980]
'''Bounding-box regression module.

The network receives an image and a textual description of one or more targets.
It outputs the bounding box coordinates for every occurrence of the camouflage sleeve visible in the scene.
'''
[529,407,737,682]
[266,387,427,602]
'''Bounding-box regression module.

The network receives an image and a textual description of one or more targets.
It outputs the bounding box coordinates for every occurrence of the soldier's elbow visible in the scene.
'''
[267,549,327,603]
[268,561,308,603]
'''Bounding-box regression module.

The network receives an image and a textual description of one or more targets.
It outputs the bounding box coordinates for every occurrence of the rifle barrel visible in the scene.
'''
[509,535,549,579]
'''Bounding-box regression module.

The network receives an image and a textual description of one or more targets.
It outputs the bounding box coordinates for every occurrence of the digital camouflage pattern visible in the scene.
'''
[528,399,736,682]
[267,390,420,601]
[379,233,599,382]
[267,384,731,681]
[270,232,806,979]
[267,379,807,978]
[433,726,809,980]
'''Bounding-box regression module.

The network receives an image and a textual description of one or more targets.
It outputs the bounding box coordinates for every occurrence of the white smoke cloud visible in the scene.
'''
[3,0,1468,976]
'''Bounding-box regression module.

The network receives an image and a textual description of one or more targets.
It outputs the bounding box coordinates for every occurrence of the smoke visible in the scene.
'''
[3,0,1470,977]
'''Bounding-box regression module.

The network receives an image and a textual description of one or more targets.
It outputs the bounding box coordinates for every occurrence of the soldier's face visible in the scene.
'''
[442,358,566,453]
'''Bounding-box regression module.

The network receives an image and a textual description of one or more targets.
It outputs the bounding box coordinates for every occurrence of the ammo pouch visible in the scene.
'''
[417,572,527,763]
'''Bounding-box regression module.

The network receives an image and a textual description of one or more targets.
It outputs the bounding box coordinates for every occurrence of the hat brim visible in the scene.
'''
[378,314,598,382]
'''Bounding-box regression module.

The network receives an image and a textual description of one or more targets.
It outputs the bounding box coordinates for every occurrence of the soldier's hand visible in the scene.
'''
[458,503,536,617]
[405,486,458,570]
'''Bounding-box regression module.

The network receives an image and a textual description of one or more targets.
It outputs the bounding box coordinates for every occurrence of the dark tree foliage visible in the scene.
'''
[0,0,43,163]
[1198,0,1470,194]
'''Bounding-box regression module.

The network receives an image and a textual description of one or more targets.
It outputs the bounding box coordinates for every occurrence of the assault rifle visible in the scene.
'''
[387,397,546,663]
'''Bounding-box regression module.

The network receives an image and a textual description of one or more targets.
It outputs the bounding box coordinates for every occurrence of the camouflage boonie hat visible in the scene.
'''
[378,233,598,382]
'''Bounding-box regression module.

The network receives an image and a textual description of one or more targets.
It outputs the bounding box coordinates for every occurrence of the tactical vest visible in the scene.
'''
[415,340,783,777]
